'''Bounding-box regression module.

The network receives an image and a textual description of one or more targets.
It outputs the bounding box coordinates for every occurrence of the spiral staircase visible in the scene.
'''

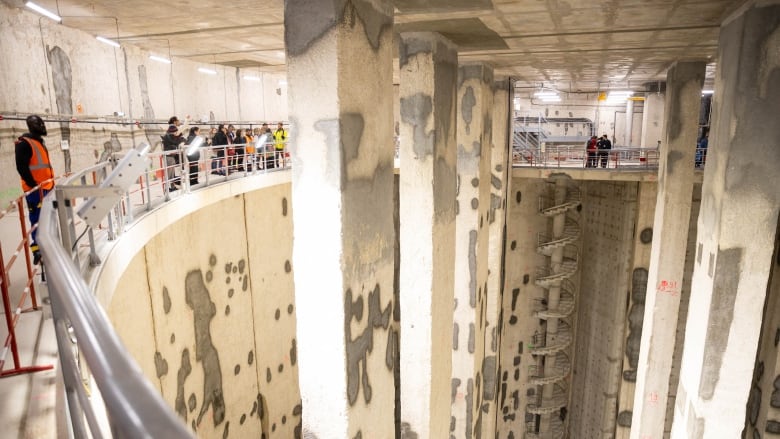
[526,177,581,439]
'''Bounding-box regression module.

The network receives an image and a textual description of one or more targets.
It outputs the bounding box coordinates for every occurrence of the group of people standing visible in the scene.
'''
[585,134,612,168]
[161,118,288,191]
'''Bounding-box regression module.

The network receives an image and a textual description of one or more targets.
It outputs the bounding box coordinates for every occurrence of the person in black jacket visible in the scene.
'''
[211,124,229,175]
[162,116,188,190]
[185,126,201,185]
[597,134,612,168]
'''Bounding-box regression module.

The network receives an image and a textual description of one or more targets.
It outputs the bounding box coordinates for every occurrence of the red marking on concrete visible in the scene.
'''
[657,280,680,297]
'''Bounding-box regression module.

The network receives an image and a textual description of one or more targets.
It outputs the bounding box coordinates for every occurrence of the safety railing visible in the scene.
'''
[36,139,291,438]
[0,184,55,378]
[514,146,661,169]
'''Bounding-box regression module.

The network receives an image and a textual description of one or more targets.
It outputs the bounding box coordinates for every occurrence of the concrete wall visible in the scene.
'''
[568,181,638,438]
[513,93,646,146]
[0,2,288,204]
[498,176,551,436]
[105,180,299,438]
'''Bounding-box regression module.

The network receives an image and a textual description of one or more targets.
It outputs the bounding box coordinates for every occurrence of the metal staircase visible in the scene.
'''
[526,175,581,439]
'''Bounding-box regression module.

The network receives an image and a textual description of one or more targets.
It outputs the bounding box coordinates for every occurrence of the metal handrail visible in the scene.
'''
[514,146,665,170]
[36,141,292,438]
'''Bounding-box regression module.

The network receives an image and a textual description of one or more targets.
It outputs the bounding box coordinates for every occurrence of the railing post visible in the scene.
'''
[16,197,38,309]
[0,245,21,370]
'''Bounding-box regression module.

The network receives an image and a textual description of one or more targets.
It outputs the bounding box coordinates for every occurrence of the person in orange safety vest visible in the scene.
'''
[15,115,55,265]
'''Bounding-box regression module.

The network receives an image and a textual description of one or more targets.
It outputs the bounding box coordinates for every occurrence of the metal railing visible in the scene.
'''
[514,146,661,169]
[36,141,290,438]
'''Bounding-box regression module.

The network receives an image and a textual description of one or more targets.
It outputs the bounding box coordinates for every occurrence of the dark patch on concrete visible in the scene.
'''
[188,393,196,412]
[285,260,292,273]
[46,46,73,147]
[385,327,397,370]
[767,421,780,434]
[465,378,474,439]
[288,304,294,314]
[510,241,516,250]
[400,93,435,158]
[666,62,706,143]
[171,333,175,344]
[482,356,496,400]
[242,275,248,291]
[396,17,507,51]
[285,0,392,57]
[283,415,287,424]
[699,247,742,399]
[234,364,240,375]
[400,421,419,439]
[616,410,632,427]
[511,288,519,311]
[206,271,213,282]
[222,421,229,439]
[154,351,168,378]
[137,65,156,120]
[640,227,653,244]
[175,349,192,420]
[509,315,517,325]
[523,275,529,285]
[266,367,271,382]
[353,431,362,439]
[209,254,217,266]
[490,174,501,190]
[748,384,761,426]
[772,376,780,408]
[461,86,476,135]
[623,370,637,382]
[225,305,230,316]
[240,414,246,425]
[185,270,225,427]
[275,309,281,320]
[278,363,284,373]
[291,338,298,365]
[453,322,459,349]
[469,230,478,307]
[452,378,461,403]
[225,263,232,274]
[471,198,479,209]
[666,150,685,176]
[515,191,521,204]
[626,302,644,369]
[468,323,475,353]
[282,197,288,216]
[163,287,172,314]
[470,178,479,187]
[228,288,234,298]
[248,350,254,365]
[344,284,392,405]
[632,268,649,303]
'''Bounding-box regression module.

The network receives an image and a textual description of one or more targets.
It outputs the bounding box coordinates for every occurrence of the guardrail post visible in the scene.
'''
[16,197,38,309]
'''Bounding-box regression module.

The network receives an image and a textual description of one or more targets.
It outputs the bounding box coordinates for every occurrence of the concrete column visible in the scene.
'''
[398,32,458,439]
[284,2,396,438]
[451,63,494,439]
[625,99,635,146]
[670,2,780,437]
[481,78,511,438]
[630,60,705,439]
[640,92,665,149]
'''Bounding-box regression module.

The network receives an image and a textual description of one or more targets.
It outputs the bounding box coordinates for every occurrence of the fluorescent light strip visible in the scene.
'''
[198,67,217,75]
[243,75,261,81]
[702,90,714,95]
[25,1,62,22]
[534,91,559,97]
[540,96,561,102]
[96,36,120,48]
[149,55,171,64]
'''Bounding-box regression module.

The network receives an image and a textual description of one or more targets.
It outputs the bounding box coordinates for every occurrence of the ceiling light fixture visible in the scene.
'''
[149,55,171,64]
[702,90,714,95]
[198,67,217,75]
[96,36,120,48]
[25,1,62,22]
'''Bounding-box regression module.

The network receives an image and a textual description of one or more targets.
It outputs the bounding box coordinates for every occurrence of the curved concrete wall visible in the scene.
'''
[98,173,299,438]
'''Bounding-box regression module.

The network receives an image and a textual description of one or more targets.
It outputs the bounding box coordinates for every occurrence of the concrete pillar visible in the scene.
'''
[670,2,780,437]
[481,78,511,438]
[398,32,458,439]
[284,2,396,438]
[451,63,494,439]
[625,99,635,146]
[640,92,665,149]
[630,60,705,439]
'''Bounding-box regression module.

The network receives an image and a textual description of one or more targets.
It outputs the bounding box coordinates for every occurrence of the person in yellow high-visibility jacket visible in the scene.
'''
[272,122,288,167]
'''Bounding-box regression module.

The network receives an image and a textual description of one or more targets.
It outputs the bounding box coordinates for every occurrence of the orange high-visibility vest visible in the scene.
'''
[19,137,55,191]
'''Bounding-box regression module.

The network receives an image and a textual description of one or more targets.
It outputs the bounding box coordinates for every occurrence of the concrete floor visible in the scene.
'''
[0,207,61,439]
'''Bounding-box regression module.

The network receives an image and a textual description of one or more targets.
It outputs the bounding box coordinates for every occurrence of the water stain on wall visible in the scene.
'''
[344,284,392,406]
[185,270,226,427]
